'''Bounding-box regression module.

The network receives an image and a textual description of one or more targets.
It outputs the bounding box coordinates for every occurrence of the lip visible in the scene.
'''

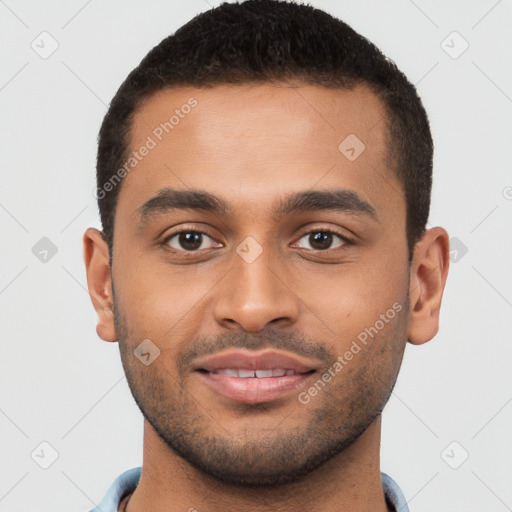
[192,349,319,373]
[193,349,319,404]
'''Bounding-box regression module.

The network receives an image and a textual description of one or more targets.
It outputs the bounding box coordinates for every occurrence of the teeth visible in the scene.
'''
[255,369,273,378]
[215,369,239,377]
[212,369,297,378]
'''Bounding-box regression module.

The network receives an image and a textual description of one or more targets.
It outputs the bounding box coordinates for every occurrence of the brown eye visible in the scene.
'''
[165,231,215,252]
[296,231,348,251]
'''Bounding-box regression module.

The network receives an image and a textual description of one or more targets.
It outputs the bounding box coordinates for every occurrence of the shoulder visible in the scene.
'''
[381,472,410,512]
[86,467,142,512]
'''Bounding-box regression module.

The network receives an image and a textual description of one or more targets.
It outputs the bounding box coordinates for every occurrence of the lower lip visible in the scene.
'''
[196,371,315,404]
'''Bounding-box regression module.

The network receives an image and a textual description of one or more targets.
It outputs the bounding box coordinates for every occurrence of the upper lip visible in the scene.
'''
[193,349,319,374]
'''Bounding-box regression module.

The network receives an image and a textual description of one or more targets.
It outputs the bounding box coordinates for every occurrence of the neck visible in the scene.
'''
[126,415,391,512]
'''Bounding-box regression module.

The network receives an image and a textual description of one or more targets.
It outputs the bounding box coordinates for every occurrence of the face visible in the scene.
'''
[109,83,411,485]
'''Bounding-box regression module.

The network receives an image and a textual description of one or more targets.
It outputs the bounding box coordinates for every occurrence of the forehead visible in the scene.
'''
[119,83,403,224]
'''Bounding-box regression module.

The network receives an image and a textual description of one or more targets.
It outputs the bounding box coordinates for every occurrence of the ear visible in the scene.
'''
[407,227,450,345]
[83,228,117,342]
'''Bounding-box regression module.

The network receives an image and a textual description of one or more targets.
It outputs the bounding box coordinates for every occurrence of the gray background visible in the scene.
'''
[0,0,511,511]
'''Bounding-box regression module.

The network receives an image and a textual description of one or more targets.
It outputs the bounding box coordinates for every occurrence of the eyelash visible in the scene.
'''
[160,226,354,255]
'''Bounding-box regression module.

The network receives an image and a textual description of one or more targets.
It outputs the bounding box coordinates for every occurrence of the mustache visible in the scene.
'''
[178,328,336,369]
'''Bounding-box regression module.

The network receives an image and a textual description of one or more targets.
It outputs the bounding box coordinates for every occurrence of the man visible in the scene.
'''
[83,0,449,510]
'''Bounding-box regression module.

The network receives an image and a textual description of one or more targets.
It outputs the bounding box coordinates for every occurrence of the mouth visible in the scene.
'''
[205,368,305,377]
[192,349,319,404]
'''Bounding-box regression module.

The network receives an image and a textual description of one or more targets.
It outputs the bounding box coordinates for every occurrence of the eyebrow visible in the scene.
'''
[136,187,378,227]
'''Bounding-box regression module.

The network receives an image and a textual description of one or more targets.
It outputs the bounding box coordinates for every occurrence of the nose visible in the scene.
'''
[212,243,300,332]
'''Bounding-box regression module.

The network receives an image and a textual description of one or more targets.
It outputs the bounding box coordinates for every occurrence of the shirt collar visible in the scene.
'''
[89,467,409,512]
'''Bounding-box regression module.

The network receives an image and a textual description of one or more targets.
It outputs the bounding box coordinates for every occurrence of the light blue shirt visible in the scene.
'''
[89,467,410,511]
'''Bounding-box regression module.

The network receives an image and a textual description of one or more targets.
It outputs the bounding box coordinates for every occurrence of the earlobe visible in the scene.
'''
[407,227,450,345]
[83,228,118,342]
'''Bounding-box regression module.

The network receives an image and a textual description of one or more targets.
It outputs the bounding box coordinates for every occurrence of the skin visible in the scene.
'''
[84,83,449,512]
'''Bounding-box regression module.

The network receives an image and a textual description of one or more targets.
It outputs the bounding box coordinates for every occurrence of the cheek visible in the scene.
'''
[113,255,222,340]
[338,303,407,390]
[299,259,408,343]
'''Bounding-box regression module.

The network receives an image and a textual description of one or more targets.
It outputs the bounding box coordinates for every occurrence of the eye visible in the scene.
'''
[294,230,350,251]
[163,231,220,252]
